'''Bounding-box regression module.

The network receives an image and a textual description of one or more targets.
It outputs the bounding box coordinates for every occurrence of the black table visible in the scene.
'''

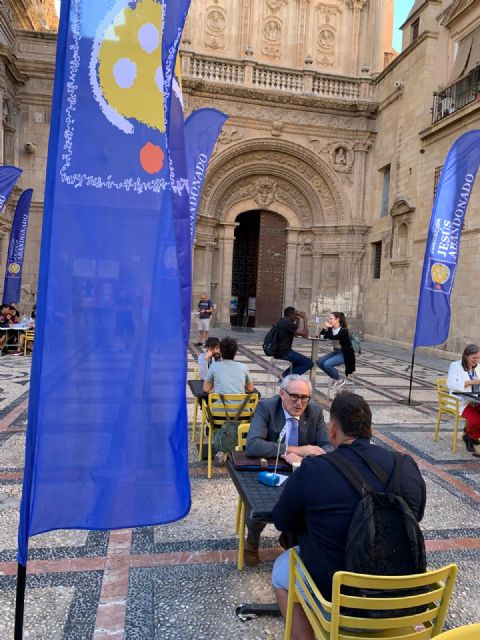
[188,379,207,400]
[227,461,287,621]
[452,391,480,404]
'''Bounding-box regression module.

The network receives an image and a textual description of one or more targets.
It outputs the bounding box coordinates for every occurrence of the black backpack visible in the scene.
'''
[263,322,280,357]
[325,448,427,617]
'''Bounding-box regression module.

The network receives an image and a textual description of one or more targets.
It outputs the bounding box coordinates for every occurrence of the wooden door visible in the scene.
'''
[255,212,286,326]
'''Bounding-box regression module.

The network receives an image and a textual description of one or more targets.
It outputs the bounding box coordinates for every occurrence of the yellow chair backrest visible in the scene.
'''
[435,624,480,639]
[236,422,250,451]
[25,328,35,340]
[286,548,457,640]
[193,366,199,381]
[437,376,460,415]
[206,393,259,429]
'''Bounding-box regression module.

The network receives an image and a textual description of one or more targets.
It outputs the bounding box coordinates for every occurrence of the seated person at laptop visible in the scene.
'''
[243,375,330,566]
[0,304,19,354]
[448,343,480,454]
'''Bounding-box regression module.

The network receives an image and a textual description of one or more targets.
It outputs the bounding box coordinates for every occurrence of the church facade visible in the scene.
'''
[1,0,479,354]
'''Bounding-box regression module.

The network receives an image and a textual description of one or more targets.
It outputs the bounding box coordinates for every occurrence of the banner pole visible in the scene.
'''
[14,562,26,640]
[407,348,416,406]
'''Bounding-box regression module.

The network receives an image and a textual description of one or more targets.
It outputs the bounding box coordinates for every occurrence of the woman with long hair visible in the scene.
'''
[317,311,355,390]
[447,343,480,454]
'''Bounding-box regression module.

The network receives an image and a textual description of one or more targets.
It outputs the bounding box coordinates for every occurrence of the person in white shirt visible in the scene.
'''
[447,343,480,454]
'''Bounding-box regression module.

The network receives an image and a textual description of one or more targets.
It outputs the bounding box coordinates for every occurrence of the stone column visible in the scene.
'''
[312,249,323,297]
[353,140,371,223]
[347,0,368,76]
[283,228,300,306]
[216,222,238,327]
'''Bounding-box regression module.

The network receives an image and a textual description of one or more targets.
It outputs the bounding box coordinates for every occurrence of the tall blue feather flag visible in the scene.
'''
[185,108,228,241]
[18,0,192,566]
[0,165,22,214]
[414,130,480,348]
[2,189,33,305]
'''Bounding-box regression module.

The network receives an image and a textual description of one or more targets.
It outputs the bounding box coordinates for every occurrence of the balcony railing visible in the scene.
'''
[181,52,371,101]
[432,63,480,123]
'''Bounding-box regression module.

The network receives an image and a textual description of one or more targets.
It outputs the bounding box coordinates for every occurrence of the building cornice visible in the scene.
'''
[374,31,439,84]
[183,77,378,117]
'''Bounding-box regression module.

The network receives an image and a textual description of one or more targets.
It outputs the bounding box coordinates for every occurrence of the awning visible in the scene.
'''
[449,29,480,83]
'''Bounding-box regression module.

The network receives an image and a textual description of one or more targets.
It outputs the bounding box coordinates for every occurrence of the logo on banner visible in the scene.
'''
[8,263,20,275]
[426,259,455,294]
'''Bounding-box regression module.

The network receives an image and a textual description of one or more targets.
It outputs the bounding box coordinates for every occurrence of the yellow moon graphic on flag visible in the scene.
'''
[431,263,450,285]
[8,263,20,274]
[97,0,165,134]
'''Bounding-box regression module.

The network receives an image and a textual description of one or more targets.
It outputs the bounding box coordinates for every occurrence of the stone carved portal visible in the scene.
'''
[197,140,353,326]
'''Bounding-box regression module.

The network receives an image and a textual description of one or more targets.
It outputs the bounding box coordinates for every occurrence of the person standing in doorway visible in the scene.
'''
[197,293,214,346]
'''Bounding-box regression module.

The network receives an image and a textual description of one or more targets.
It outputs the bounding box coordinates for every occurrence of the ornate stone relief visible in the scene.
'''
[266,0,288,13]
[218,174,312,226]
[308,137,355,174]
[204,4,227,51]
[315,4,341,68]
[211,127,244,156]
[271,121,283,137]
[261,0,289,59]
[202,141,349,227]
[344,0,368,8]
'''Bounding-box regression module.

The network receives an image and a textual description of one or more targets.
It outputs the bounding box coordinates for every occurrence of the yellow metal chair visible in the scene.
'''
[191,367,202,443]
[234,422,251,571]
[200,392,259,479]
[434,624,480,639]
[23,328,35,356]
[434,377,466,453]
[284,548,457,640]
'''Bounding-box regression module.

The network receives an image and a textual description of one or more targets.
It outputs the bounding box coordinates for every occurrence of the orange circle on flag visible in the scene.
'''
[140,142,164,174]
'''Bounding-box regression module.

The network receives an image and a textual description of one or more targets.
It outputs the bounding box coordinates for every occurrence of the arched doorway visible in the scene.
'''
[230,210,286,327]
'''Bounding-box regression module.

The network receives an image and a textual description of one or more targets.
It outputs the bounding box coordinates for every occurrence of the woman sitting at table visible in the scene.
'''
[317,311,355,391]
[447,344,480,454]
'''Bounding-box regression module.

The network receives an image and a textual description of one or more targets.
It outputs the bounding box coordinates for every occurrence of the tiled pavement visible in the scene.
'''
[0,333,479,638]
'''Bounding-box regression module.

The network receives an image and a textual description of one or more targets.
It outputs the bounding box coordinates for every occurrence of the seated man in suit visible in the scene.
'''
[244,374,330,566]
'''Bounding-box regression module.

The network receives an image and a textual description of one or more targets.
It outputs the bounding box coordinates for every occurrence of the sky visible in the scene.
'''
[393,0,416,51]
[53,0,415,53]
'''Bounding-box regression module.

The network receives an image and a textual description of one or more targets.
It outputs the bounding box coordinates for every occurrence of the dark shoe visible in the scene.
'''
[244,541,259,567]
[463,433,475,453]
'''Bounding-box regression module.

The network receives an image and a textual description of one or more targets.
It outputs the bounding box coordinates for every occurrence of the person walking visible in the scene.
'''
[196,293,214,346]
[317,311,355,390]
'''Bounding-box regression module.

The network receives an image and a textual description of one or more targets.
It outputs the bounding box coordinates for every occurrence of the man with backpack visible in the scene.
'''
[265,307,314,379]
[271,392,426,640]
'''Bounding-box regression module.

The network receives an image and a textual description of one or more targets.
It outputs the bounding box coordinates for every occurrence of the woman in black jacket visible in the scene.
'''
[317,311,355,389]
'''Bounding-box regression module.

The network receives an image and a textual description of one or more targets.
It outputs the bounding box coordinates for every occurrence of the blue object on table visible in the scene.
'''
[258,471,281,487]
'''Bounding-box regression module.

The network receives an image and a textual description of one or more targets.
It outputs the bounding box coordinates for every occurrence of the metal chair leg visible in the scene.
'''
[434,410,442,442]
[191,397,199,442]
[207,424,213,479]
[237,500,245,571]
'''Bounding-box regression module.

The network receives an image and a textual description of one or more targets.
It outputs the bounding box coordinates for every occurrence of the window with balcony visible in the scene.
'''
[433,165,443,198]
[432,29,480,123]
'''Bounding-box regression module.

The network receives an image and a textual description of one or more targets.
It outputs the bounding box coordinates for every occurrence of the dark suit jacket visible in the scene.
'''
[245,395,330,458]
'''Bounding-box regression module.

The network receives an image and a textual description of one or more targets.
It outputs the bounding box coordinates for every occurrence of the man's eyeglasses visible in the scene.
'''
[283,391,311,404]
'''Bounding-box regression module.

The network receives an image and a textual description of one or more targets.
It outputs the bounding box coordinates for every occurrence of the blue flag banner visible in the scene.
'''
[2,189,33,305]
[185,108,228,241]
[0,165,22,214]
[18,0,192,566]
[414,130,480,348]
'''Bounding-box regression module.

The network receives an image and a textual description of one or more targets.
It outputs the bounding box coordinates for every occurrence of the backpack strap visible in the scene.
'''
[233,395,251,420]
[347,447,390,485]
[323,451,373,497]
[218,394,233,421]
[388,452,405,496]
